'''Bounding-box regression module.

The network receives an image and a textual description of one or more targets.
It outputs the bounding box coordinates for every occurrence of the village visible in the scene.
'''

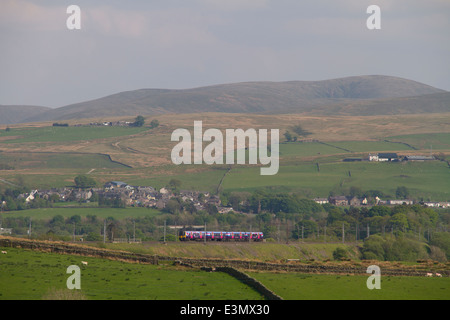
[6,175,449,216]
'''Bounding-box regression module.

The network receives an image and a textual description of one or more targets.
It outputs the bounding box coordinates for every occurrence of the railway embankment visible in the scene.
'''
[1,236,449,278]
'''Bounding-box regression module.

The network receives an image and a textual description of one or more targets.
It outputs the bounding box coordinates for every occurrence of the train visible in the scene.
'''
[179,230,264,242]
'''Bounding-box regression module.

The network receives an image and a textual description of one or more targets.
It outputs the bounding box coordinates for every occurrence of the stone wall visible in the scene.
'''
[215,267,283,300]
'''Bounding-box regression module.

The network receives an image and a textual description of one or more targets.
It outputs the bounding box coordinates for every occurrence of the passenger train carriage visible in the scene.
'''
[179,231,264,242]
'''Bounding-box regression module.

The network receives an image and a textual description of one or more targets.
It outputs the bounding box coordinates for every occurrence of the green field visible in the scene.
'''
[0,152,128,170]
[279,140,415,159]
[0,207,161,220]
[1,246,448,300]
[387,133,450,150]
[0,247,263,300]
[249,272,450,300]
[221,161,450,200]
[0,126,148,144]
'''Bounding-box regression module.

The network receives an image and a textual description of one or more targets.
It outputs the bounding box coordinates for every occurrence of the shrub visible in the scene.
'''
[332,247,348,260]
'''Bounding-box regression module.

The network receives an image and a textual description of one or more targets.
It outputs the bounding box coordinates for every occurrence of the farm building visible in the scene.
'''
[405,155,435,161]
[378,153,399,162]
[369,153,399,162]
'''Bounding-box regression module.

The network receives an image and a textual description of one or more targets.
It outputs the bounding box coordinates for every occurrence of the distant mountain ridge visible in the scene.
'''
[2,75,448,124]
[0,105,51,125]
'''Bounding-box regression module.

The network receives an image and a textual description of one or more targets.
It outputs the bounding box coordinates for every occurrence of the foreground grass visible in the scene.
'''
[249,272,450,300]
[0,247,263,300]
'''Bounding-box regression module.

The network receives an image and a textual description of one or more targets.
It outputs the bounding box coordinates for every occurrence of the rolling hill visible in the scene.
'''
[0,105,51,125]
[4,75,448,124]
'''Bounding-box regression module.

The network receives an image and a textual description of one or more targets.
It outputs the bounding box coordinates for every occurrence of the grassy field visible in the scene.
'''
[0,152,128,170]
[387,132,450,151]
[0,126,148,144]
[0,206,161,220]
[221,161,450,200]
[249,272,450,300]
[0,247,263,300]
[102,242,361,262]
[1,246,448,300]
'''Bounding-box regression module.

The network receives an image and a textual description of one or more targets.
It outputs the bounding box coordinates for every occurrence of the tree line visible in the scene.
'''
[1,186,449,262]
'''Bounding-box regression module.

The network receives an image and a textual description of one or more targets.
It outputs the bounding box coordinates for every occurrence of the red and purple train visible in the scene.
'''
[179,230,264,242]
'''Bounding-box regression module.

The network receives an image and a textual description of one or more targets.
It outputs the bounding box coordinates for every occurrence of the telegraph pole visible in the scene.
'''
[164,220,167,243]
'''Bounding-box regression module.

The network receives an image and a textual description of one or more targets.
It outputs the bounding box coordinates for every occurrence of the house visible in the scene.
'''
[424,202,440,207]
[207,195,221,206]
[369,153,399,162]
[329,196,348,206]
[0,228,12,235]
[314,198,329,205]
[349,197,361,206]
[104,181,129,190]
[388,199,414,205]
[25,190,38,203]
[218,206,234,214]
[368,153,379,162]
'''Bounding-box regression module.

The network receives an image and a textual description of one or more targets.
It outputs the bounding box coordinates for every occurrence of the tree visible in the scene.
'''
[167,179,182,193]
[333,247,348,260]
[132,115,145,127]
[395,186,409,199]
[291,124,311,138]
[150,119,159,129]
[74,175,96,188]
[283,131,293,142]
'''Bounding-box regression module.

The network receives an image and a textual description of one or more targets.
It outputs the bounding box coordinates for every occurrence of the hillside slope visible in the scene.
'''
[19,75,448,122]
[0,105,51,125]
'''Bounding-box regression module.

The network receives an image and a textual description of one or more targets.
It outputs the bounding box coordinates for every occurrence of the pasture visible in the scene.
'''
[249,272,450,300]
[0,125,148,144]
[1,246,448,300]
[0,206,161,220]
[0,247,264,300]
[221,160,450,199]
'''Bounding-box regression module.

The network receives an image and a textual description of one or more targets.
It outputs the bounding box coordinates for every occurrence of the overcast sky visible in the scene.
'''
[1,0,449,108]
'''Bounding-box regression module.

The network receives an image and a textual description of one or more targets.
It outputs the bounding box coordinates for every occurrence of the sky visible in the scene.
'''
[0,0,449,108]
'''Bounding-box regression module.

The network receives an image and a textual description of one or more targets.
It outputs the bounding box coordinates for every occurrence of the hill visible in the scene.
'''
[0,105,51,125]
[300,91,450,116]
[22,75,447,122]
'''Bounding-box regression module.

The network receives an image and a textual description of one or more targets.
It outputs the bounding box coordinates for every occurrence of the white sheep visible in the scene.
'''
[435,273,442,277]
[81,261,88,266]
[426,273,433,277]
[1,251,7,254]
